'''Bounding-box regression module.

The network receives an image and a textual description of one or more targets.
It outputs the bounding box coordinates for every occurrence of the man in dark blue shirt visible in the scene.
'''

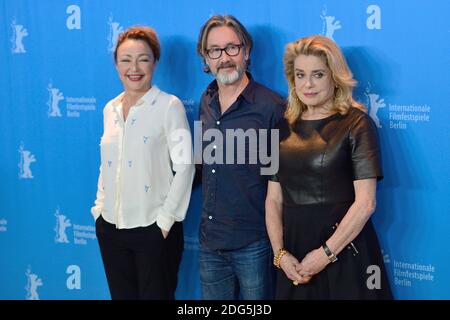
[196,15,285,300]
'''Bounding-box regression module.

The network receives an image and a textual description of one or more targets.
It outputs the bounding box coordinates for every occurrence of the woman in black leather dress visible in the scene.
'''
[266,35,392,299]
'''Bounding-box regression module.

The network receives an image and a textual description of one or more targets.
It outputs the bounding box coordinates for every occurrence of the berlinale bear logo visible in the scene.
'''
[25,266,43,300]
[54,207,72,244]
[18,143,36,179]
[11,19,28,54]
[321,6,341,40]
[47,83,64,117]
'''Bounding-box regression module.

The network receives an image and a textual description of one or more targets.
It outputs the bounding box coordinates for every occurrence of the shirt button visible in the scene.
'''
[213,145,217,149]
[216,121,220,125]
[212,169,216,173]
[208,215,213,220]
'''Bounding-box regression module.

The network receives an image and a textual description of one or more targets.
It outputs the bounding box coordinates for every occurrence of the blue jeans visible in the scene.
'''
[199,238,274,300]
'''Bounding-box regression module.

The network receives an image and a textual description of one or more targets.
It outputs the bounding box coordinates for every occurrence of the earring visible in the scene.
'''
[335,85,342,98]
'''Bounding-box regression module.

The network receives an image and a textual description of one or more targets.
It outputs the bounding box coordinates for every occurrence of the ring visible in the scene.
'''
[293,280,299,286]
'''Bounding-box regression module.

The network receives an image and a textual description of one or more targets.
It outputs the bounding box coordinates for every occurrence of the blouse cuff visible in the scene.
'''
[91,207,101,221]
[156,211,175,232]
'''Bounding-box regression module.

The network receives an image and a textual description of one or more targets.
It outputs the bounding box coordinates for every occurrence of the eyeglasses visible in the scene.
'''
[206,44,244,59]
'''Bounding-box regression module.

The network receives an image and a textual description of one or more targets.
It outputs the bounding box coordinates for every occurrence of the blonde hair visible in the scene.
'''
[283,35,365,125]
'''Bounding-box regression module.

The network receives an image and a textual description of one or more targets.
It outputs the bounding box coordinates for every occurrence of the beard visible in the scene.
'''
[212,62,245,85]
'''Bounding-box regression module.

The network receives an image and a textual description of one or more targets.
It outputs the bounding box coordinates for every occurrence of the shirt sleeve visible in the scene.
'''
[349,113,383,181]
[91,106,108,221]
[91,166,104,221]
[155,97,195,231]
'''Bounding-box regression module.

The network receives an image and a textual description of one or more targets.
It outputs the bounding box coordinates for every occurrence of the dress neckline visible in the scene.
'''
[299,112,340,122]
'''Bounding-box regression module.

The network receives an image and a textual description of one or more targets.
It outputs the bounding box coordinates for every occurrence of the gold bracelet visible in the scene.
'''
[273,248,287,268]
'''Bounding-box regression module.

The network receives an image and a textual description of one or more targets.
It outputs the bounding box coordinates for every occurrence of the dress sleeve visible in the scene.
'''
[267,105,288,181]
[349,113,383,181]
[268,174,279,182]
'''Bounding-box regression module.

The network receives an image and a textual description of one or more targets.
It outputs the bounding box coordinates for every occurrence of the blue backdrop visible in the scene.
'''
[1,0,449,300]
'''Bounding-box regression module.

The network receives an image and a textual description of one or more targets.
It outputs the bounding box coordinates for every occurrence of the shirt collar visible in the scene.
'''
[206,72,256,105]
[111,85,161,110]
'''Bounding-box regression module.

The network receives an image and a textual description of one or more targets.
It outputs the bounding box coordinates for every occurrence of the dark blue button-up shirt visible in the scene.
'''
[199,74,285,250]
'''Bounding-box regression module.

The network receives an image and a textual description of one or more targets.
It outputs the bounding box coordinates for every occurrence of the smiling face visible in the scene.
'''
[205,25,249,85]
[115,39,156,95]
[293,54,335,111]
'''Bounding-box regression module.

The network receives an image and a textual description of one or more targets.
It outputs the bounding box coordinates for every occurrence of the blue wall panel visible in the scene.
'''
[1,0,449,299]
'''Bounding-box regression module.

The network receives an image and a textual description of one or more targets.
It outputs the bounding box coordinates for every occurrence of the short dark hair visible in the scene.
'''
[114,26,160,63]
[197,15,252,72]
